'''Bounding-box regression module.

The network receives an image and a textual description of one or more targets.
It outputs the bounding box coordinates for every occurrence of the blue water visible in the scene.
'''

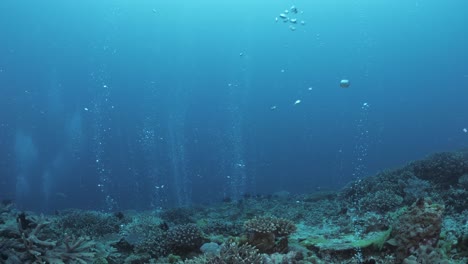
[1,0,467,211]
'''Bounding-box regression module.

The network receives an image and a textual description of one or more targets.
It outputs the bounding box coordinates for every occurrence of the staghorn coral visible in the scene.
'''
[0,200,13,214]
[42,235,96,264]
[0,217,21,239]
[0,213,100,264]
[20,214,57,250]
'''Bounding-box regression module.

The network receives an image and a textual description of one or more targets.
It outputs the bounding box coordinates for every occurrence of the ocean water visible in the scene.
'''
[0,0,467,211]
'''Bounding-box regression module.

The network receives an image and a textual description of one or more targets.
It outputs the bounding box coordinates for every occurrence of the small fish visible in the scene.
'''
[294,100,301,105]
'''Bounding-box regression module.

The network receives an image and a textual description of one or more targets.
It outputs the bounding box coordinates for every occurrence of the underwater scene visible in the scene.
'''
[1,0,468,263]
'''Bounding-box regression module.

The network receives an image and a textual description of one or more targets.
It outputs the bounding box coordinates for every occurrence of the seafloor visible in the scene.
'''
[1,151,468,264]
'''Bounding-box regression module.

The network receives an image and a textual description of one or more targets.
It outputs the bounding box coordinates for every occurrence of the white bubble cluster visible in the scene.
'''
[275,5,306,31]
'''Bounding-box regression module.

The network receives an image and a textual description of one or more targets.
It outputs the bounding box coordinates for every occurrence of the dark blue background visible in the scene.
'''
[1,0,467,211]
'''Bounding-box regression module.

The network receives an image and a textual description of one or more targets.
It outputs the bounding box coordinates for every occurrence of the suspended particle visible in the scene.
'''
[291,6,298,14]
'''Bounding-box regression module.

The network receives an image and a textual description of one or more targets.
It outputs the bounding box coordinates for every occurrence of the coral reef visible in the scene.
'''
[1,150,467,263]
[182,242,263,264]
[167,224,205,256]
[402,245,450,264]
[0,212,104,263]
[57,210,124,237]
[244,216,296,253]
[409,152,468,187]
[121,212,169,258]
[160,207,196,225]
[388,198,445,262]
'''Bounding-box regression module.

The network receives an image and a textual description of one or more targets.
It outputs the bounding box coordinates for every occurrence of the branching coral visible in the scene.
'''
[244,216,296,253]
[0,200,13,214]
[244,216,296,237]
[42,236,96,264]
[183,242,263,264]
[218,242,263,263]
[0,213,100,263]
[19,215,57,260]
[58,210,122,237]
[167,223,205,256]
